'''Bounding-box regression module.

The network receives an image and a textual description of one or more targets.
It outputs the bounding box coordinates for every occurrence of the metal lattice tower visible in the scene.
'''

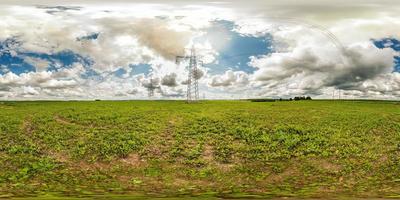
[147,77,158,98]
[148,84,155,98]
[176,46,201,103]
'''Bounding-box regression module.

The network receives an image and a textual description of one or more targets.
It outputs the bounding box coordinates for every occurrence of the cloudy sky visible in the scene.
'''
[0,0,399,100]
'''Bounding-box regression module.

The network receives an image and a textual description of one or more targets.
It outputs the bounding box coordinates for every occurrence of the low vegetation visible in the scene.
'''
[0,100,399,199]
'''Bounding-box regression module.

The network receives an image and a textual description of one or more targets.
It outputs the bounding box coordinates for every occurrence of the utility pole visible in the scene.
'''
[176,46,201,103]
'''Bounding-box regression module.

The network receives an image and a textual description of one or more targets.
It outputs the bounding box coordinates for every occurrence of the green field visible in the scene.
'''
[0,100,399,199]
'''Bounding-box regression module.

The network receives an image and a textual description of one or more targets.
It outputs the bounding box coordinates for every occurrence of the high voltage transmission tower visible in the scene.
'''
[147,82,155,97]
[147,77,159,98]
[332,89,343,100]
[176,46,202,103]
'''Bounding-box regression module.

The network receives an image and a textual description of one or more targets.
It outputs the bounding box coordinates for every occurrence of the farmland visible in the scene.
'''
[0,100,399,199]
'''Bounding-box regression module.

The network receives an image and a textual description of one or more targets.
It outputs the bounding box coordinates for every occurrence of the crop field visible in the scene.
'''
[0,100,399,199]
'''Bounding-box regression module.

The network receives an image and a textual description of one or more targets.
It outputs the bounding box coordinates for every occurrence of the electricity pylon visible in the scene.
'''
[176,46,201,103]
[148,83,155,97]
[147,77,159,98]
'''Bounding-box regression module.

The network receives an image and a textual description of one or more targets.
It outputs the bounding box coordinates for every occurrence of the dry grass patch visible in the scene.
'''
[267,163,301,184]
[22,117,34,135]
[202,144,214,162]
[54,115,75,125]
[310,158,342,173]
[120,153,146,167]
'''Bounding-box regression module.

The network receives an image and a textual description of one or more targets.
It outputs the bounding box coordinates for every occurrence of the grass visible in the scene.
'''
[0,100,399,199]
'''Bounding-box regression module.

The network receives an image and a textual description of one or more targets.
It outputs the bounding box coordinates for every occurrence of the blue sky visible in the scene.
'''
[2,20,398,80]
[130,64,151,76]
[1,25,399,82]
[373,38,400,72]
[0,37,34,74]
[107,20,274,76]
[0,37,92,75]
[198,20,273,74]
[0,20,273,78]
[0,3,399,100]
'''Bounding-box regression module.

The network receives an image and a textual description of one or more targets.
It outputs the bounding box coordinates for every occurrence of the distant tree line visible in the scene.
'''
[249,99,276,102]
[279,96,312,101]
[249,96,312,102]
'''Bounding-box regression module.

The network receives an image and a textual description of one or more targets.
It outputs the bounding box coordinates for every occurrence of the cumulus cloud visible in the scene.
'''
[161,73,178,87]
[35,5,82,15]
[141,76,160,89]
[40,79,78,89]
[0,71,79,92]
[251,42,395,83]
[131,18,192,60]
[209,70,249,87]
[23,57,51,72]
[329,44,395,88]
[247,21,398,97]
[158,87,185,97]
[0,7,196,73]
[194,69,205,80]
[0,2,399,100]
[22,86,39,96]
[127,88,139,95]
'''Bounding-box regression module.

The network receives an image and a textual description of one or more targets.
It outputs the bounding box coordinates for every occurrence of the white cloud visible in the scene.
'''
[209,70,249,87]
[249,40,397,96]
[23,57,51,72]
[0,2,399,100]
[22,86,39,96]
[161,73,178,87]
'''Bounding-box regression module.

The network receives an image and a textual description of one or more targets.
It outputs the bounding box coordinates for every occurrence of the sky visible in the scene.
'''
[0,0,399,100]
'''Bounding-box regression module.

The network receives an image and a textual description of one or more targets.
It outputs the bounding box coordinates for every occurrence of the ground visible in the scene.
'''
[0,100,399,199]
